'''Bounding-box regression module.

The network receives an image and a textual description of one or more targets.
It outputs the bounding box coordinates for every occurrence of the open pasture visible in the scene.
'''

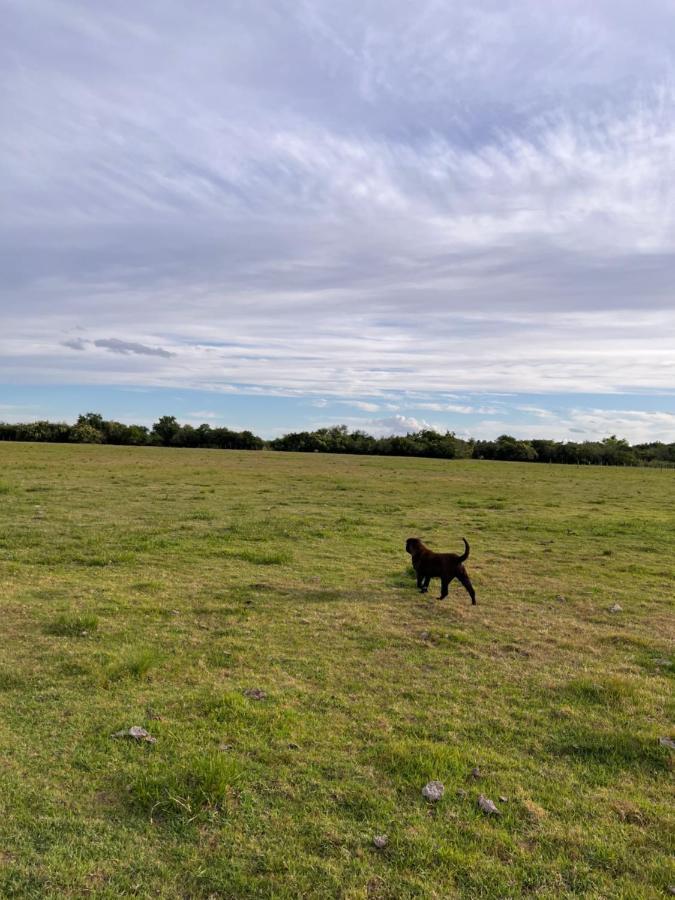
[0,443,672,898]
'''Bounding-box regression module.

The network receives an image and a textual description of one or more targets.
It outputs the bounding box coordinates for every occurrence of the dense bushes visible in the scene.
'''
[269,426,467,459]
[472,433,650,466]
[0,413,263,451]
[0,413,673,467]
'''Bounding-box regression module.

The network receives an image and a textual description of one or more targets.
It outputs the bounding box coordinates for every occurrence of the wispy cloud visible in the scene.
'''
[62,338,87,351]
[92,339,174,358]
[341,400,380,412]
[61,337,175,358]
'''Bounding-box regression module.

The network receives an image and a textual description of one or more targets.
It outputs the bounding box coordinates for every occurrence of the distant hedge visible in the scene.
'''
[0,413,263,451]
[1,413,673,467]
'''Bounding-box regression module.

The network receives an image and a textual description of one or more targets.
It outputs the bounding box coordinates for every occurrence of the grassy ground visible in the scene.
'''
[0,443,672,898]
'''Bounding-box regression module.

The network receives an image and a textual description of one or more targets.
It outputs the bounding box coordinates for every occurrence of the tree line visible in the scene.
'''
[0,413,263,451]
[0,413,673,467]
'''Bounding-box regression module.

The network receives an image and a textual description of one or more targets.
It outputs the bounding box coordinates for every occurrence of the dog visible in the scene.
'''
[405,537,476,604]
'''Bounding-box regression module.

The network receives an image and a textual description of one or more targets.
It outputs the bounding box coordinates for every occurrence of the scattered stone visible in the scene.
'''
[614,802,645,825]
[243,688,267,700]
[555,595,566,602]
[470,766,481,779]
[456,789,467,798]
[659,737,675,750]
[654,658,671,667]
[218,743,233,752]
[420,631,430,641]
[609,603,623,613]
[112,726,156,744]
[478,795,501,816]
[372,834,388,849]
[287,742,300,750]
[499,796,508,803]
[422,781,445,802]
[668,886,675,895]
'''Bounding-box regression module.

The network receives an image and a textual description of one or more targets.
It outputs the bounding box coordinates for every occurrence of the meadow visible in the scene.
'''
[0,442,672,898]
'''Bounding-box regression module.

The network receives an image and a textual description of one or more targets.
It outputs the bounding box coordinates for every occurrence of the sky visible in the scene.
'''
[1,0,675,442]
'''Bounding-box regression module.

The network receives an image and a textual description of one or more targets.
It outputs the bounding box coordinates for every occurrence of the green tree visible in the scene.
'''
[152,415,181,446]
[71,422,103,443]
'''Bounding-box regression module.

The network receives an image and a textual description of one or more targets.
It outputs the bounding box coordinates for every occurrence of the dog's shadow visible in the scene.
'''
[389,566,416,589]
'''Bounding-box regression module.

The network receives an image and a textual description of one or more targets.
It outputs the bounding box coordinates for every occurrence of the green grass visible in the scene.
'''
[0,442,673,898]
[44,613,99,637]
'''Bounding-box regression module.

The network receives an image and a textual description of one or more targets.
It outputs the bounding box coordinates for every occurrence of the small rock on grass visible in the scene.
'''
[373,835,388,849]
[555,595,566,602]
[659,737,675,750]
[478,795,501,816]
[243,688,267,700]
[422,781,444,802]
[470,766,481,779]
[609,603,623,613]
[112,726,156,744]
[499,796,508,803]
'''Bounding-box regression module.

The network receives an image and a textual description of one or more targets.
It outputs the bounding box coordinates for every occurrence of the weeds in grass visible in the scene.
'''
[220,547,292,565]
[105,647,163,682]
[374,739,466,789]
[0,669,25,690]
[127,753,246,822]
[45,613,98,636]
[550,726,670,773]
[564,676,639,708]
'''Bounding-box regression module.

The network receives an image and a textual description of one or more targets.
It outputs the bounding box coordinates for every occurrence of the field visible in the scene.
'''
[0,443,673,898]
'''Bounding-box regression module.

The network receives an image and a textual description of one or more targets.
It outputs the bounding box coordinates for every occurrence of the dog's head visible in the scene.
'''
[405,537,423,555]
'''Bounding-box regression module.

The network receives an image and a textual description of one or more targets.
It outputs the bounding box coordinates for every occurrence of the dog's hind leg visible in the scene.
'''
[457,570,476,605]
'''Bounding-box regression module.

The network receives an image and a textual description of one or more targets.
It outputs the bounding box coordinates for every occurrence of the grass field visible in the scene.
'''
[0,443,673,898]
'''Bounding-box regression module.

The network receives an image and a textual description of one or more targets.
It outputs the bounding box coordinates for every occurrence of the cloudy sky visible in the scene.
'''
[2,0,675,441]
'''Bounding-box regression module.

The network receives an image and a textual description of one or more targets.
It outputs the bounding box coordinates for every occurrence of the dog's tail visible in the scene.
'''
[459,537,470,562]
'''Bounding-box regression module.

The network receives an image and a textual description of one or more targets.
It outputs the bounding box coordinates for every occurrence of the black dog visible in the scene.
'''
[405,537,476,604]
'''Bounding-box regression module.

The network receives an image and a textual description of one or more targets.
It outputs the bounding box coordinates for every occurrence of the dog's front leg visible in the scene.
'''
[416,571,427,593]
[421,575,431,593]
[439,576,452,600]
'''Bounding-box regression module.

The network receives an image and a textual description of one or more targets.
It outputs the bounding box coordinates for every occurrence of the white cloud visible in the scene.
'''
[187,410,222,420]
[342,400,380,412]
[468,408,675,443]
[347,414,439,437]
[417,402,500,414]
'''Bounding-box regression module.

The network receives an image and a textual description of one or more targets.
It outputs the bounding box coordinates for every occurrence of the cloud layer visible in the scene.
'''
[1,0,674,438]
